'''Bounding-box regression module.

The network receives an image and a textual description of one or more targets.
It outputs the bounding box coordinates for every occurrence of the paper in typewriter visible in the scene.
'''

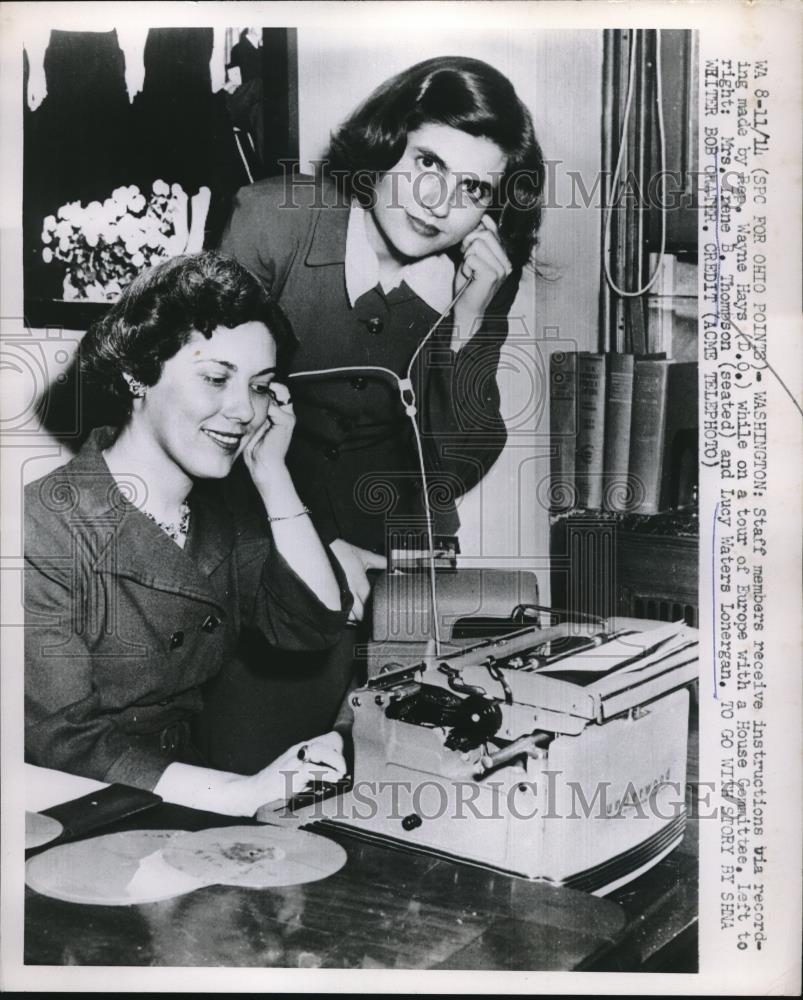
[0,0,800,994]
[529,620,696,675]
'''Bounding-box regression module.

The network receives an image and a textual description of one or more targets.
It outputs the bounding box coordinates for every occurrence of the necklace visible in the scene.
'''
[142,501,191,545]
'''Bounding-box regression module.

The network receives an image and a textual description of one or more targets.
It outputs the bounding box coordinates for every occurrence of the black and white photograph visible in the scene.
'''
[1,1,800,993]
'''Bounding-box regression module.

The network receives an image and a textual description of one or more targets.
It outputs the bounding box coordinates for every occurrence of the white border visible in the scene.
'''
[2,1,800,993]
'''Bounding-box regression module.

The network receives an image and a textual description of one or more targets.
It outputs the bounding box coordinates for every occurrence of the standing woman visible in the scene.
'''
[25,253,351,815]
[206,56,545,772]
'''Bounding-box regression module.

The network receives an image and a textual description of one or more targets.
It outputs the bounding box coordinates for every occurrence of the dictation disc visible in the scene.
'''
[162,824,347,888]
[25,829,206,905]
[25,811,63,850]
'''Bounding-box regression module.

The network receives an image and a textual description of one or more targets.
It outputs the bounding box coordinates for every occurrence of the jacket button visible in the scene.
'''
[350,377,367,391]
[364,316,383,335]
[169,631,184,649]
[201,614,221,633]
[324,445,340,461]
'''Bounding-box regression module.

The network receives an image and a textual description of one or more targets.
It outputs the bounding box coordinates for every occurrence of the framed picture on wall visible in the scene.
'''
[22,25,298,329]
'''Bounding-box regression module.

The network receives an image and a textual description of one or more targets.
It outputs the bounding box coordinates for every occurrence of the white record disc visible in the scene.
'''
[25,811,63,850]
[25,829,205,905]
[162,824,347,888]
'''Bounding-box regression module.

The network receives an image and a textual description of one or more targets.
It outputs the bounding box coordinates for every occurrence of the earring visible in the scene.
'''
[123,375,146,398]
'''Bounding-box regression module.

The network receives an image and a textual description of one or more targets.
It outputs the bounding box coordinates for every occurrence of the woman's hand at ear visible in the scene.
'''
[243,385,343,611]
[242,382,295,496]
[451,215,512,351]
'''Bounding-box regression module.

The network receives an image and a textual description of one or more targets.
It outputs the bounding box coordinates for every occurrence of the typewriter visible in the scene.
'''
[279,562,698,896]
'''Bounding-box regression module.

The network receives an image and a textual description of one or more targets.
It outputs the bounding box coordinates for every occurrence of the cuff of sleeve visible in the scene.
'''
[102,746,168,792]
[261,545,353,630]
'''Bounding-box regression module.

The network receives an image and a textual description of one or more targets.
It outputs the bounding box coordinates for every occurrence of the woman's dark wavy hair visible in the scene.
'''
[325,56,546,269]
[80,252,294,426]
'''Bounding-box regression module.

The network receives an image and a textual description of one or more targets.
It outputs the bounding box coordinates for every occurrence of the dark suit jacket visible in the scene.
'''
[24,428,350,789]
[220,175,521,553]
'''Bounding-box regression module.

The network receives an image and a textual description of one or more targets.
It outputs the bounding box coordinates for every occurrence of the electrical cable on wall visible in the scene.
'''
[603,28,666,298]
[287,276,476,655]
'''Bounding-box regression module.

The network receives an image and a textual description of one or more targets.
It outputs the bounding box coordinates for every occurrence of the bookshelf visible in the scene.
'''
[548,29,700,628]
[547,351,698,626]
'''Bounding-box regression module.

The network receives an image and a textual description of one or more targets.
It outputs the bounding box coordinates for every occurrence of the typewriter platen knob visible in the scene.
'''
[450,695,502,747]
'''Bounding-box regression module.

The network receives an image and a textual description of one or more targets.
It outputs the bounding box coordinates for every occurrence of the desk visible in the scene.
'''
[24,717,697,971]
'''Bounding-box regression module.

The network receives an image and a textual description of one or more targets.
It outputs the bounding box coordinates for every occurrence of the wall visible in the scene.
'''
[298,29,604,594]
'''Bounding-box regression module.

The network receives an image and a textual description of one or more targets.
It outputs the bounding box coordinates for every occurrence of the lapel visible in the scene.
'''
[304,192,350,268]
[184,477,238,581]
[65,429,232,610]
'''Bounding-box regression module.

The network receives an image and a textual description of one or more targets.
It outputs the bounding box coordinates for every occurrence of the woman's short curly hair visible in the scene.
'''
[79,252,295,426]
[325,56,546,269]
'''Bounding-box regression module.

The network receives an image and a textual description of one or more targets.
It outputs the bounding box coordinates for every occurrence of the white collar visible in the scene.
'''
[344,202,455,314]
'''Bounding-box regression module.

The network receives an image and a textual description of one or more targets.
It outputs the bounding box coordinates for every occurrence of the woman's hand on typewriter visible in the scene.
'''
[243,731,347,814]
[330,539,387,623]
[155,730,346,817]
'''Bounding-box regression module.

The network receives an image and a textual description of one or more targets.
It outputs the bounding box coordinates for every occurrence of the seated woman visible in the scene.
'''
[24,252,351,816]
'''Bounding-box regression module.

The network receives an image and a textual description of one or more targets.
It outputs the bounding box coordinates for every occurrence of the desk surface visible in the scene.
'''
[25,706,698,972]
[25,819,696,970]
[25,766,697,970]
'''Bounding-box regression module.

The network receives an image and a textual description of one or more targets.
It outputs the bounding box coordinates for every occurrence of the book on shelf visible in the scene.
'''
[549,350,696,518]
[548,350,578,511]
[628,359,698,514]
[602,353,635,512]
[575,353,606,509]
